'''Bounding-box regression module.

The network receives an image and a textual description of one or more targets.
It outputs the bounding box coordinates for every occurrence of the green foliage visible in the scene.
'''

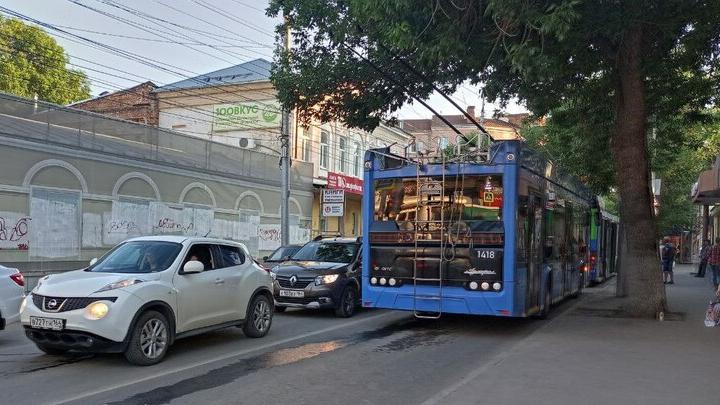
[0,17,90,104]
[521,97,615,195]
[652,111,720,233]
[270,1,720,131]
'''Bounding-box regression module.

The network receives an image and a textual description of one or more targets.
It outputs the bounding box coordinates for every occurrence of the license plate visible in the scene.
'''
[279,289,304,298]
[30,316,65,331]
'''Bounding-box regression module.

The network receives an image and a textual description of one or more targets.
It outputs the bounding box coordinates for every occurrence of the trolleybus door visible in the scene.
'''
[524,194,544,312]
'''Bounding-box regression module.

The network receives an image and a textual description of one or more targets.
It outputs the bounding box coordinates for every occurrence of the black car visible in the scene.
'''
[260,244,302,269]
[271,236,361,317]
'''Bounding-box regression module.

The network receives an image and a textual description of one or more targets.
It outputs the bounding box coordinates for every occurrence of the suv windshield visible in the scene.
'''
[291,242,358,263]
[89,241,182,273]
[268,246,301,261]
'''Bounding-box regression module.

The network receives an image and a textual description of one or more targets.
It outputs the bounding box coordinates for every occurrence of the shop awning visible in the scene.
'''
[692,160,720,204]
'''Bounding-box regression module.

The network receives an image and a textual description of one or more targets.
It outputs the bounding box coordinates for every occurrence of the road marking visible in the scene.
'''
[55,311,397,405]
[418,298,584,405]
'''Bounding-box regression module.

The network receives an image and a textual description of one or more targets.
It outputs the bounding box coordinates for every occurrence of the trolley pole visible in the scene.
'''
[280,15,292,246]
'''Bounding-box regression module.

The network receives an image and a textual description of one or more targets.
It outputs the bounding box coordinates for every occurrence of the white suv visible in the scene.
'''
[20,236,273,365]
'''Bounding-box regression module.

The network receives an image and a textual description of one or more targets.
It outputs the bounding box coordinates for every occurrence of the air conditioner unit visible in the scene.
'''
[239,137,257,149]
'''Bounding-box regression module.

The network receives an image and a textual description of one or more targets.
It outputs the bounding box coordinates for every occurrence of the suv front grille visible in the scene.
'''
[276,276,314,289]
[32,294,117,312]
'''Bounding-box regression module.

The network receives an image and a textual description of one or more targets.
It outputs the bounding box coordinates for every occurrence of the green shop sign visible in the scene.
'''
[213,101,281,131]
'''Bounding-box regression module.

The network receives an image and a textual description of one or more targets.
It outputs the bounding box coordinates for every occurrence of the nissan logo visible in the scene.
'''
[47,299,58,309]
[289,275,297,287]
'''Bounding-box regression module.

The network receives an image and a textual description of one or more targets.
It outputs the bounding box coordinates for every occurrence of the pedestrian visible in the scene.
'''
[709,237,720,290]
[695,239,710,278]
[661,237,676,284]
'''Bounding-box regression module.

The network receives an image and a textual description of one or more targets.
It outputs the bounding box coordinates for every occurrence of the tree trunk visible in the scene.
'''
[615,219,628,297]
[609,26,666,317]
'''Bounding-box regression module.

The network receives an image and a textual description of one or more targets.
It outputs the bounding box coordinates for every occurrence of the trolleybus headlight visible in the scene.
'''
[389,278,397,286]
[469,281,479,290]
[380,277,387,286]
[492,282,502,291]
[370,277,378,285]
[481,282,490,290]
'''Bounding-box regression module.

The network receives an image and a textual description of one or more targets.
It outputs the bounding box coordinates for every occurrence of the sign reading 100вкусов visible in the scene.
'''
[213,101,281,131]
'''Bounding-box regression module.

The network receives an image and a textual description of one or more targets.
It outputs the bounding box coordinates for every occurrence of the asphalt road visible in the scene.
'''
[0,300,579,405]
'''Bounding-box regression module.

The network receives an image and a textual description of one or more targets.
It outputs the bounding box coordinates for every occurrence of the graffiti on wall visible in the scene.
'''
[0,212,31,250]
[0,201,311,257]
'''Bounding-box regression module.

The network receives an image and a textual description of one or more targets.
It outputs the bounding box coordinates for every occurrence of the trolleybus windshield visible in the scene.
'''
[373,175,503,226]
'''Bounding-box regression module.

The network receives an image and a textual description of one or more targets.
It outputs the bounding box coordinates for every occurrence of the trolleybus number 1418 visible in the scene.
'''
[478,250,496,259]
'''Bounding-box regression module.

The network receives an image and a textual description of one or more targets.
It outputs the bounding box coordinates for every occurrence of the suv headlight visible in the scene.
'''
[315,274,339,285]
[270,271,277,280]
[95,278,143,293]
[85,301,110,320]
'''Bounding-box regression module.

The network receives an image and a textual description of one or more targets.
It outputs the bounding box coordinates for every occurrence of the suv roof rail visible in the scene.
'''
[313,233,342,241]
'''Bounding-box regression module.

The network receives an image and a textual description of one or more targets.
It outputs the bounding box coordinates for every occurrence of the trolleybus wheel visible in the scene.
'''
[538,285,551,319]
[571,272,583,299]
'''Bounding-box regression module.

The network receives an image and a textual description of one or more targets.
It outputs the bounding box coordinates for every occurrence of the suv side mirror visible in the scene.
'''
[183,260,204,274]
[262,256,269,261]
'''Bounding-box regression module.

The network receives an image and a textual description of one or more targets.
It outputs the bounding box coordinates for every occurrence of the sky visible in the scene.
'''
[1,0,527,119]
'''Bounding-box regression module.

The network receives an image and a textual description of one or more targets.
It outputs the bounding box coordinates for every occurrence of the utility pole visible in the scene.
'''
[280,14,291,246]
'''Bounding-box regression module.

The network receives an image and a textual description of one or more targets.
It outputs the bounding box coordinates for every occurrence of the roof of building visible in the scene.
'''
[399,114,528,132]
[68,81,157,107]
[155,58,272,93]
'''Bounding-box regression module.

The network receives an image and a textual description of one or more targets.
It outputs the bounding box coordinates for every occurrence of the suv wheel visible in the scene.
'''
[335,286,357,318]
[124,310,170,366]
[243,294,273,338]
[36,344,69,356]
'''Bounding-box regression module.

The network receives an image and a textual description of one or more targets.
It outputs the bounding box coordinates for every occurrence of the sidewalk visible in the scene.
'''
[425,264,718,405]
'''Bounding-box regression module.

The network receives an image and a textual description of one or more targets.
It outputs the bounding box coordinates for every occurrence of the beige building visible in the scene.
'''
[399,106,527,152]
[154,58,414,238]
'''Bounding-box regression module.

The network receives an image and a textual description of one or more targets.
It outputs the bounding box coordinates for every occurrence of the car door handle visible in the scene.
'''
[214,278,225,285]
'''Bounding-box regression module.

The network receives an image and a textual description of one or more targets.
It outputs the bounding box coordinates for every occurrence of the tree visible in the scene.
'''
[0,17,90,104]
[652,111,720,235]
[269,0,720,317]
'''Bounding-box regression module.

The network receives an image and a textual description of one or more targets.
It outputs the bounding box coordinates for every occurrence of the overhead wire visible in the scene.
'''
[0,4,409,165]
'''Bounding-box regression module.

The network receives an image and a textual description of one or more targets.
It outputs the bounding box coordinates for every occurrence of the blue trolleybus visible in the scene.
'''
[587,208,619,284]
[361,140,605,318]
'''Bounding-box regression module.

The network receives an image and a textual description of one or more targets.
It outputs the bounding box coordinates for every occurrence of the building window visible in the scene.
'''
[339,136,348,173]
[320,130,330,169]
[439,137,449,149]
[408,141,418,154]
[353,141,361,177]
[301,135,312,162]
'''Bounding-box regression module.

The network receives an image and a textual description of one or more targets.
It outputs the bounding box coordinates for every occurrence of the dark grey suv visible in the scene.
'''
[271,236,361,317]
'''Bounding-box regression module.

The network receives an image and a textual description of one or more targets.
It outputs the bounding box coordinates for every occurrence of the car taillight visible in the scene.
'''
[10,273,24,287]
[590,255,597,263]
